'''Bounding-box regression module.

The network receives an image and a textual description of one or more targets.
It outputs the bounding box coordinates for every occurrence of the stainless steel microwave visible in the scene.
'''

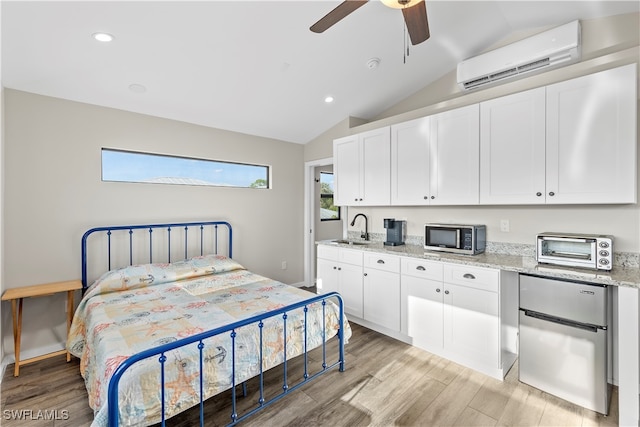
[424,224,486,255]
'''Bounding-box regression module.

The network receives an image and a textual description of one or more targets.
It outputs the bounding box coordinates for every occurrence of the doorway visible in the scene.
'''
[303,158,345,288]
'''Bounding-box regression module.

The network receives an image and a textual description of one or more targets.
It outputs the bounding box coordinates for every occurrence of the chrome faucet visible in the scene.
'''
[350,213,369,241]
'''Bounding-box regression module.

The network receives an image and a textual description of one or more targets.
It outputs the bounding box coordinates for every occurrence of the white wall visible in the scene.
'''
[304,12,640,253]
[1,90,304,361]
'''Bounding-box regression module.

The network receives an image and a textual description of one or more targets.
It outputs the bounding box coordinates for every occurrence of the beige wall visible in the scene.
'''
[304,12,640,253]
[1,90,304,360]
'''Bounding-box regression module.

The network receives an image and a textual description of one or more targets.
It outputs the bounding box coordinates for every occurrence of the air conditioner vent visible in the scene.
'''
[463,75,491,90]
[518,58,551,73]
[457,20,581,90]
[489,67,518,81]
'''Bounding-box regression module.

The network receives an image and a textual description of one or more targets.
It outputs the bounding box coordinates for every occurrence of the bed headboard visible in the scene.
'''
[81,221,233,290]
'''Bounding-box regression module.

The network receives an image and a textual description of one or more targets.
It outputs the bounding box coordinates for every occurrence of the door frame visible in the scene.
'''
[304,157,343,288]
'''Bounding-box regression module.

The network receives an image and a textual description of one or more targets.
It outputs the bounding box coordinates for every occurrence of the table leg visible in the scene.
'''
[11,298,23,376]
[66,290,74,362]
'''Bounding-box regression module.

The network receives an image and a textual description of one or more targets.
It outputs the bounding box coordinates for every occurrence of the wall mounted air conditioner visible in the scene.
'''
[457,20,581,91]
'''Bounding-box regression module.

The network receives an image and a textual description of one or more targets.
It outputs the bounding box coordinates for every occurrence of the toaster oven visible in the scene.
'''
[536,232,613,270]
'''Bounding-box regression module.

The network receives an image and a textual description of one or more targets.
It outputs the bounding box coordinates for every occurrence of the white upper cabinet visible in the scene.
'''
[480,87,546,204]
[391,105,479,205]
[391,116,431,205]
[334,127,391,206]
[430,104,480,205]
[333,135,360,206]
[481,64,637,205]
[338,64,637,207]
[545,64,637,204]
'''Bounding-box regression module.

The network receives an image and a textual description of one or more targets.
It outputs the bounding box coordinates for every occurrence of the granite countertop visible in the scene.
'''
[317,239,640,289]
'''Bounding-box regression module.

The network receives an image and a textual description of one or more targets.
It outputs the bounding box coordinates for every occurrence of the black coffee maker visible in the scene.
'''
[383,218,406,246]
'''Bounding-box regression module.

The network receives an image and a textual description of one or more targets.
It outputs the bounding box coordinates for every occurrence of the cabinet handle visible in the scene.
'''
[359,198,363,201]
[445,290,450,295]
[436,288,441,293]
[431,196,435,199]
[549,192,555,197]
[363,273,368,277]
[338,267,342,271]
[536,192,542,197]
[354,198,358,202]
[416,265,426,271]
[377,259,385,264]
[463,273,476,279]
[333,266,337,270]
[423,196,428,200]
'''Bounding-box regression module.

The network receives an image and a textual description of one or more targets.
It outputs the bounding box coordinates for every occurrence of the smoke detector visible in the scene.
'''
[366,57,381,70]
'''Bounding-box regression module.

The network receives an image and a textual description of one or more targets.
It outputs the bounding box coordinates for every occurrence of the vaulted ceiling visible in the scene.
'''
[2,1,638,144]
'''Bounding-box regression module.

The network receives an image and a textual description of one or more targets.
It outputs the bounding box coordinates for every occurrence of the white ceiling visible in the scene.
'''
[2,1,638,144]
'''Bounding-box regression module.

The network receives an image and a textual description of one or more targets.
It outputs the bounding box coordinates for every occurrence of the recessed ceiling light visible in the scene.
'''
[128,83,147,94]
[324,96,334,103]
[92,32,114,42]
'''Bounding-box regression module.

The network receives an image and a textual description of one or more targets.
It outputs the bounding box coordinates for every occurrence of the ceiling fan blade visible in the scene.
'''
[402,1,430,45]
[310,0,369,33]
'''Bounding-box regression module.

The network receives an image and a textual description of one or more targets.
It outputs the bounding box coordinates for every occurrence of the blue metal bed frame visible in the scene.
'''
[80,221,346,426]
[81,221,233,290]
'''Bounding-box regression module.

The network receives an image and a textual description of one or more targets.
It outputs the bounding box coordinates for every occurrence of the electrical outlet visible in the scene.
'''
[500,219,510,232]
[281,261,287,270]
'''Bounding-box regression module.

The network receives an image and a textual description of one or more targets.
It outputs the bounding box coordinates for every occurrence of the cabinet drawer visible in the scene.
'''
[317,245,339,261]
[339,248,363,266]
[443,264,499,293]
[401,258,443,281]
[363,253,400,273]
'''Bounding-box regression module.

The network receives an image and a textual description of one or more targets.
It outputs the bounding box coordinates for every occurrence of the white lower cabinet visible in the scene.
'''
[363,252,401,332]
[316,245,363,318]
[317,245,519,380]
[401,258,518,380]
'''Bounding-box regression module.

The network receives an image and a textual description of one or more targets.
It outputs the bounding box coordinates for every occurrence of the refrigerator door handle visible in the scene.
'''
[522,309,600,333]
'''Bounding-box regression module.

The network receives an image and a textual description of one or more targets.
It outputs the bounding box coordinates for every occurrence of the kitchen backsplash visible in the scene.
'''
[346,231,640,268]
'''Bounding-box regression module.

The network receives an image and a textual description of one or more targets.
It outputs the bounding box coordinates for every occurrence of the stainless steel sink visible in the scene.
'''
[332,239,371,246]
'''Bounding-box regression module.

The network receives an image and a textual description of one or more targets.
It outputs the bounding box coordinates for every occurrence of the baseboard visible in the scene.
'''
[1,342,66,368]
[289,281,307,288]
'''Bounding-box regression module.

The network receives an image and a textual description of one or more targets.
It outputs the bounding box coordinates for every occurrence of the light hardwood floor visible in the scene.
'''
[1,322,618,426]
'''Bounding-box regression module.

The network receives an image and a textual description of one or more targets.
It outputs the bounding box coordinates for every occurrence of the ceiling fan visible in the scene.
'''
[310,0,430,45]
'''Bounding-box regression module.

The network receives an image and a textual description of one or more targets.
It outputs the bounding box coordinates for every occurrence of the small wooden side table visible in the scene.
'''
[1,279,82,376]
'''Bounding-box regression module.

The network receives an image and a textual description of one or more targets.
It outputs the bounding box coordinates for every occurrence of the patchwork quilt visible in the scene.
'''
[67,255,350,426]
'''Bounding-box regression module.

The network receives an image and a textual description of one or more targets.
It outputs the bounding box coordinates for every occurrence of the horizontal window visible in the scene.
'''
[101,148,269,189]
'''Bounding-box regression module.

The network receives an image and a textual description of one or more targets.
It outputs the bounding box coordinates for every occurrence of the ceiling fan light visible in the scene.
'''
[380,0,422,10]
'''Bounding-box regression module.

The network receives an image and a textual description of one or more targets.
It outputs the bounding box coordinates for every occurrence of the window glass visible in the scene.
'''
[101,149,269,189]
[320,172,340,221]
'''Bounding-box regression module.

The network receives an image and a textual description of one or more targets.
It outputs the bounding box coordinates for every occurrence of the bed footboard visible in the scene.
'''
[107,292,346,426]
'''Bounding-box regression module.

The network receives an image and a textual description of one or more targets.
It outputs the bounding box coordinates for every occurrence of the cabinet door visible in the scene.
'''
[443,283,499,367]
[430,104,480,205]
[333,135,361,206]
[338,262,364,318]
[361,127,391,205]
[364,268,400,331]
[546,64,637,204]
[401,275,443,350]
[391,117,430,205]
[316,258,339,295]
[480,87,546,204]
